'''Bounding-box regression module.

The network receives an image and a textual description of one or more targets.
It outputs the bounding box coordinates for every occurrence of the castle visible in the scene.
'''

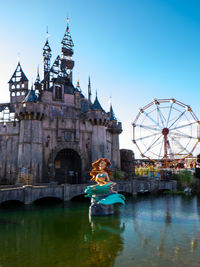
[0,20,122,184]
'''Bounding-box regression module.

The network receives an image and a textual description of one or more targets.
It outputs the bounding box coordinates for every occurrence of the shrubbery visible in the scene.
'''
[111,170,127,181]
[172,170,200,194]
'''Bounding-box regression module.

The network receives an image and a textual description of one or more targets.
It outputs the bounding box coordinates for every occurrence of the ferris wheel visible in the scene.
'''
[132,99,200,165]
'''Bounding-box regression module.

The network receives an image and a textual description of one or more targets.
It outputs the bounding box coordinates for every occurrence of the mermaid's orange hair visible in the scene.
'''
[90,158,112,181]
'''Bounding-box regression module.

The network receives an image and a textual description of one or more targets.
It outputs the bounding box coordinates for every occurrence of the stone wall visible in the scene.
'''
[120,149,135,177]
[0,180,177,204]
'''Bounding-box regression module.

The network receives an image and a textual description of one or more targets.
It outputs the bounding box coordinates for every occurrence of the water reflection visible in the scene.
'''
[0,196,200,267]
[0,203,125,267]
[82,214,125,266]
[116,195,200,266]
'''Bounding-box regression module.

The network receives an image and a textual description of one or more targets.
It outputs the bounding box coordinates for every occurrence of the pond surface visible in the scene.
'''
[0,195,200,267]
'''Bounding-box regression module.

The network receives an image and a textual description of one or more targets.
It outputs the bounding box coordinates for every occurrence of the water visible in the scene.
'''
[0,195,200,267]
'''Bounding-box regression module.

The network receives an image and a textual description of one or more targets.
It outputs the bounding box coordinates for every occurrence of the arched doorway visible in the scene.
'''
[54,149,81,184]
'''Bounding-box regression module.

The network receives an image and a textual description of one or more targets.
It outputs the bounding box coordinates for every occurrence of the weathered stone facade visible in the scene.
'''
[120,149,135,177]
[0,21,122,185]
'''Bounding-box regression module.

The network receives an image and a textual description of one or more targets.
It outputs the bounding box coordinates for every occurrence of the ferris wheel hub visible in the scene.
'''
[162,128,169,136]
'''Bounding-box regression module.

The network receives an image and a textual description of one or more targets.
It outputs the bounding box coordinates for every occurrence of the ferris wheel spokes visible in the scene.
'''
[169,136,191,155]
[143,135,163,155]
[168,110,186,129]
[170,121,197,131]
[169,131,196,140]
[134,132,161,142]
[166,102,174,128]
[135,124,161,132]
[156,106,165,128]
[158,139,164,159]
[142,110,162,129]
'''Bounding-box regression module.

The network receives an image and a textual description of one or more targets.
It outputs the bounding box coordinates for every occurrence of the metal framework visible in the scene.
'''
[0,104,17,124]
[132,98,200,167]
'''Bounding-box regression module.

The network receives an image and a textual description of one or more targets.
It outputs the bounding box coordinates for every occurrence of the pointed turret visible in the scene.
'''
[9,61,28,84]
[34,66,41,93]
[61,18,74,56]
[43,28,52,79]
[8,61,29,103]
[22,87,39,104]
[60,18,74,82]
[88,76,91,103]
[108,101,122,135]
[109,104,117,121]
[91,91,104,111]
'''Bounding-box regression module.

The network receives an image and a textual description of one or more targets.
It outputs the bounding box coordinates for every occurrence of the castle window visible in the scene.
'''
[11,85,15,89]
[55,85,62,100]
[17,84,20,88]
[12,92,15,96]
[16,92,20,96]
[64,132,72,141]
[22,84,24,88]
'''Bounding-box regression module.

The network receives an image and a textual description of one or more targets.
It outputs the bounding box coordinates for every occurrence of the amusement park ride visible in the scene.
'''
[132,98,200,167]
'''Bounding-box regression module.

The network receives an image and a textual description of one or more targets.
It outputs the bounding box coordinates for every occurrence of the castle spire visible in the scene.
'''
[8,61,29,103]
[60,18,74,82]
[9,61,28,84]
[91,91,104,111]
[76,79,81,91]
[109,103,117,121]
[88,76,91,102]
[61,18,74,55]
[34,65,41,92]
[35,65,40,83]
[43,27,52,78]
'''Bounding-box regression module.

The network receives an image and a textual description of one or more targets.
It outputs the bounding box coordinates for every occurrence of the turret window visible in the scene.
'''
[55,85,62,100]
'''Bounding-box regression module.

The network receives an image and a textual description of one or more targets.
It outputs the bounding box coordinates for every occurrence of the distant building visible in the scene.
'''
[0,20,122,184]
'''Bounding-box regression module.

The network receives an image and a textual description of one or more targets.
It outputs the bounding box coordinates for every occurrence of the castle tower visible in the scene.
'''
[8,62,29,103]
[60,18,74,82]
[43,29,52,88]
[15,90,44,183]
[108,104,122,169]
[87,93,110,162]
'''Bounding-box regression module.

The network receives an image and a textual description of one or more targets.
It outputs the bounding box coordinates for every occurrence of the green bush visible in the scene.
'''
[178,170,193,188]
[112,170,127,181]
[190,180,200,194]
[171,170,193,190]
[172,170,200,194]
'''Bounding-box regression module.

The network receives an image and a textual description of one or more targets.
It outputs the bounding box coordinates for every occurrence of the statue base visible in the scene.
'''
[89,198,114,216]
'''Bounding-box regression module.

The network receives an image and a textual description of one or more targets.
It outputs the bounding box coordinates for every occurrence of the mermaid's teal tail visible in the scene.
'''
[84,183,125,205]
[98,193,125,205]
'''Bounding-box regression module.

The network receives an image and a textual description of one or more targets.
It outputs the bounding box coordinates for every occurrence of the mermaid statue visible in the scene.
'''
[85,158,125,215]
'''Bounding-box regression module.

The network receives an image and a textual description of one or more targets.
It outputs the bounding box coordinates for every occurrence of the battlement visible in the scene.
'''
[0,121,19,134]
[15,102,44,120]
[86,110,110,126]
[108,121,123,134]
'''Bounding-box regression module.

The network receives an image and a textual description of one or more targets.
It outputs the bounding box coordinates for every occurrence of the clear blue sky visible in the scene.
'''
[1,0,200,157]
